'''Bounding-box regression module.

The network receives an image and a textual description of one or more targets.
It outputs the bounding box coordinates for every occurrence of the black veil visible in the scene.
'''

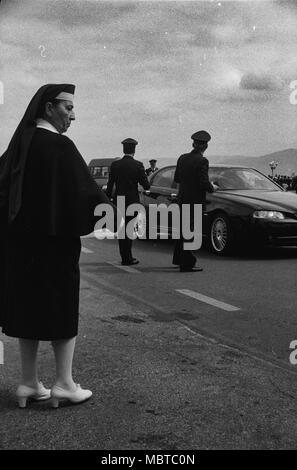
[0,84,76,223]
[0,83,112,238]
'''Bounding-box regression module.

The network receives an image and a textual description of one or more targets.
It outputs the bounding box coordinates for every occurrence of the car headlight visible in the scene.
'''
[253,210,285,220]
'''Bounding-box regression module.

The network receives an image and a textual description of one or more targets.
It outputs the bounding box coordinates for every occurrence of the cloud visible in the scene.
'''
[0,0,136,27]
[1,0,297,159]
[240,73,285,91]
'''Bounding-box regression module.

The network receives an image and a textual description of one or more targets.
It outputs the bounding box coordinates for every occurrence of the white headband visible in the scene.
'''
[55,92,74,102]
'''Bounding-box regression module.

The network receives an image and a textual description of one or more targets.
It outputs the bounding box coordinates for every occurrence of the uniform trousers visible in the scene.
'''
[118,215,137,263]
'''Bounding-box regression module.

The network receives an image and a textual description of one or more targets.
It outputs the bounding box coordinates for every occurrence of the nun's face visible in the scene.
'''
[47,100,75,133]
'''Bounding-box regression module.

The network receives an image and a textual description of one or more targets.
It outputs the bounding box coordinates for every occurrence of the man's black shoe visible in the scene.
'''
[180,266,203,272]
[121,259,140,266]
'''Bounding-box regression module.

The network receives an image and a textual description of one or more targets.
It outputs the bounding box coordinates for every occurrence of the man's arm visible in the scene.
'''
[174,157,181,184]
[199,158,215,193]
[138,163,150,190]
[106,163,115,199]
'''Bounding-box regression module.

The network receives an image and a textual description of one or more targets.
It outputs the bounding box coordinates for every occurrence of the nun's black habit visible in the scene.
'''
[0,84,109,340]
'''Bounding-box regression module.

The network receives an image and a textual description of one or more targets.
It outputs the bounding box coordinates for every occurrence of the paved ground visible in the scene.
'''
[1,238,297,449]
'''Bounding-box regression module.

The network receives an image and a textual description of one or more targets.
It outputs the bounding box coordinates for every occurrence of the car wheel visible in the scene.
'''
[209,212,233,254]
[135,210,149,240]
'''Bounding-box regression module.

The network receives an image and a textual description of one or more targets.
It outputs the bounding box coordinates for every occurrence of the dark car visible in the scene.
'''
[88,158,120,189]
[137,165,297,254]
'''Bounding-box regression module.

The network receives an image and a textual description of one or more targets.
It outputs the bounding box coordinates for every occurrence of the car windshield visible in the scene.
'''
[209,168,281,191]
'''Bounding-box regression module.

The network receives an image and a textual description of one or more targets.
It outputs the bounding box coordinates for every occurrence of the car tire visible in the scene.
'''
[208,212,234,254]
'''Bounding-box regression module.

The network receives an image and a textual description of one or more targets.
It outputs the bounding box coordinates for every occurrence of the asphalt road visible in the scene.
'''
[1,236,297,450]
[81,236,297,369]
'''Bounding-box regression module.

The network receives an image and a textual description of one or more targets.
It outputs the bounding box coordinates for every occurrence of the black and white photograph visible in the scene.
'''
[1,0,297,455]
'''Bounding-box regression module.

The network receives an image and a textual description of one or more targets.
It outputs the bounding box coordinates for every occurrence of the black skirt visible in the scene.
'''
[0,231,81,340]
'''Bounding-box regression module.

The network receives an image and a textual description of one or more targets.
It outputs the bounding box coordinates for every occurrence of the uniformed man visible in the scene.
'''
[106,138,150,265]
[145,159,158,176]
[172,130,218,272]
[291,172,297,193]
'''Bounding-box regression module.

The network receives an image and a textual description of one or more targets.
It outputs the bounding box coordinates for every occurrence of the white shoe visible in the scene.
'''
[50,384,92,408]
[16,382,51,408]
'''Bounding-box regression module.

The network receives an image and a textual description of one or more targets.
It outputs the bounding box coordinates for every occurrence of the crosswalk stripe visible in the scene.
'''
[107,261,140,273]
[176,289,240,312]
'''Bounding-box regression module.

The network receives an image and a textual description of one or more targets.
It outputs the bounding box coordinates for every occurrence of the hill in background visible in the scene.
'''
[141,148,297,176]
[221,148,297,176]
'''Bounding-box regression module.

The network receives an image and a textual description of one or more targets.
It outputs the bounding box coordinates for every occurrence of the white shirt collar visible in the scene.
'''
[36,118,59,134]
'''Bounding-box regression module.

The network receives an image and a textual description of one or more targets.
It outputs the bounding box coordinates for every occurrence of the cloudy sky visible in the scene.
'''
[0,0,297,163]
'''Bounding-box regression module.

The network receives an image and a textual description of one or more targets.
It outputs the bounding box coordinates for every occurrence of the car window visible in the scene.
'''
[209,168,280,191]
[152,168,175,188]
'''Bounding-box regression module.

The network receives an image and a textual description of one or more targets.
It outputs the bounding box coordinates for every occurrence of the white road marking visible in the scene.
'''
[176,289,240,312]
[93,229,117,239]
[81,229,117,239]
[107,261,140,273]
[82,271,297,377]
[81,246,94,254]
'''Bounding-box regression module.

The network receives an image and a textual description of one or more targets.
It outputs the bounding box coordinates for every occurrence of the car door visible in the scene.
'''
[139,166,178,236]
[140,166,177,205]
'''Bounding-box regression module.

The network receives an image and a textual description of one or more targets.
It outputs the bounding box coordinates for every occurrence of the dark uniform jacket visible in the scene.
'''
[106,155,150,206]
[292,176,297,193]
[174,149,214,204]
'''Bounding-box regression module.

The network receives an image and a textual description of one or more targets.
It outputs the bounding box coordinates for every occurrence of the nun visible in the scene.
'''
[0,84,109,408]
